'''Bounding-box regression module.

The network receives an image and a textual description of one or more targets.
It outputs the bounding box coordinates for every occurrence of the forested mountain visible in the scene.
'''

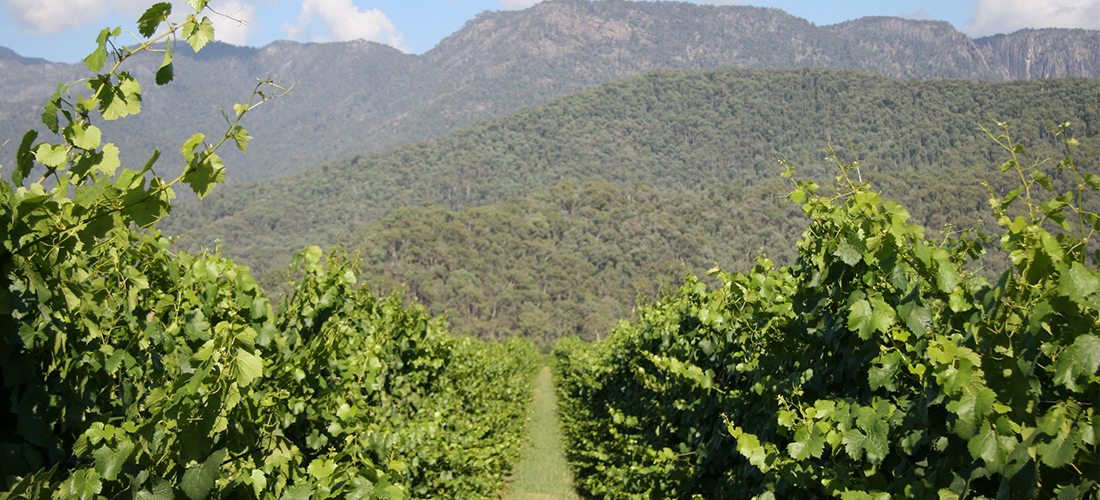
[2,0,1097,186]
[158,68,1098,343]
[337,181,806,347]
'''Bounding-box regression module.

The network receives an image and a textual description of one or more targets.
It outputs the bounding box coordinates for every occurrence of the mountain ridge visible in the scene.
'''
[158,67,1099,279]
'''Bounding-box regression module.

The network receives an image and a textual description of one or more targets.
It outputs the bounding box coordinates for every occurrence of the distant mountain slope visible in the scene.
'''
[342,180,807,344]
[159,67,1099,278]
[2,0,1098,185]
[975,28,1100,80]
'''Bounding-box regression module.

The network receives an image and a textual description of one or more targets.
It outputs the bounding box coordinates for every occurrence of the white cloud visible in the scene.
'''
[208,1,258,46]
[500,0,544,9]
[284,0,409,51]
[6,0,257,46]
[5,0,147,34]
[964,0,1100,37]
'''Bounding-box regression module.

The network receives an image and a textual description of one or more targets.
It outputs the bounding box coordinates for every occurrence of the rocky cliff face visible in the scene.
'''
[976,29,1100,80]
[823,17,1002,80]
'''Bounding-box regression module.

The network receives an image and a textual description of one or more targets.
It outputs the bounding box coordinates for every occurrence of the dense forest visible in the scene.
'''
[336,180,803,346]
[160,68,1098,343]
[2,0,1097,186]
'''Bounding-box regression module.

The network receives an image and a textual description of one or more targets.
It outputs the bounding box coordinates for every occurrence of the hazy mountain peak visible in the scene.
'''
[0,46,49,65]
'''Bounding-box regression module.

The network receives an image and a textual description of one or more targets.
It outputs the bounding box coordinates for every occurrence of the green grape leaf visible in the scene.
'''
[1052,334,1100,392]
[119,74,142,108]
[868,351,902,391]
[93,439,135,481]
[235,348,263,386]
[156,47,175,85]
[1042,194,1073,230]
[898,300,931,337]
[97,143,121,176]
[231,125,252,153]
[84,28,111,72]
[181,449,226,500]
[845,405,891,463]
[98,74,142,120]
[1058,262,1099,303]
[1031,170,1053,191]
[185,16,216,51]
[731,428,770,471]
[1085,174,1100,190]
[186,0,208,11]
[842,426,886,464]
[141,148,161,174]
[69,469,103,500]
[119,179,168,228]
[834,239,862,266]
[840,491,890,500]
[948,287,971,313]
[70,124,102,150]
[968,424,1016,473]
[155,61,175,85]
[283,485,314,500]
[946,386,996,439]
[307,459,337,480]
[42,84,65,133]
[182,152,225,198]
[137,3,173,38]
[180,133,205,162]
[1037,424,1076,468]
[790,187,807,203]
[136,478,174,500]
[35,143,67,167]
[932,249,960,293]
[250,469,267,496]
[848,298,895,340]
[337,403,357,421]
[104,348,125,373]
[375,484,406,500]
[14,129,38,185]
[787,424,826,460]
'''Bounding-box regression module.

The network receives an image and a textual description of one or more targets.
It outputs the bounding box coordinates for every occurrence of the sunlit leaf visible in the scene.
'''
[84,28,111,72]
[307,459,337,480]
[231,125,252,153]
[235,348,263,386]
[1058,262,1099,303]
[35,143,67,167]
[1052,334,1100,392]
[137,3,172,38]
[184,16,216,51]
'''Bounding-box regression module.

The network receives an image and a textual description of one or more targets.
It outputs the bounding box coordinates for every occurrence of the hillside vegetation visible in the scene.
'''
[2,0,1097,185]
[160,69,1098,344]
[163,69,1099,264]
[339,180,803,347]
[552,124,1099,498]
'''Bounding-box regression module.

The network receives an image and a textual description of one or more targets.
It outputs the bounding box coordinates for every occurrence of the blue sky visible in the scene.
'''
[2,0,1098,63]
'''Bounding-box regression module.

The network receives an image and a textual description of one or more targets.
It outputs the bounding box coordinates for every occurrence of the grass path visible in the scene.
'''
[505,366,579,500]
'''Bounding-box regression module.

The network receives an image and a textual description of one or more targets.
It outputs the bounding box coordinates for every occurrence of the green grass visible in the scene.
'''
[505,366,579,500]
